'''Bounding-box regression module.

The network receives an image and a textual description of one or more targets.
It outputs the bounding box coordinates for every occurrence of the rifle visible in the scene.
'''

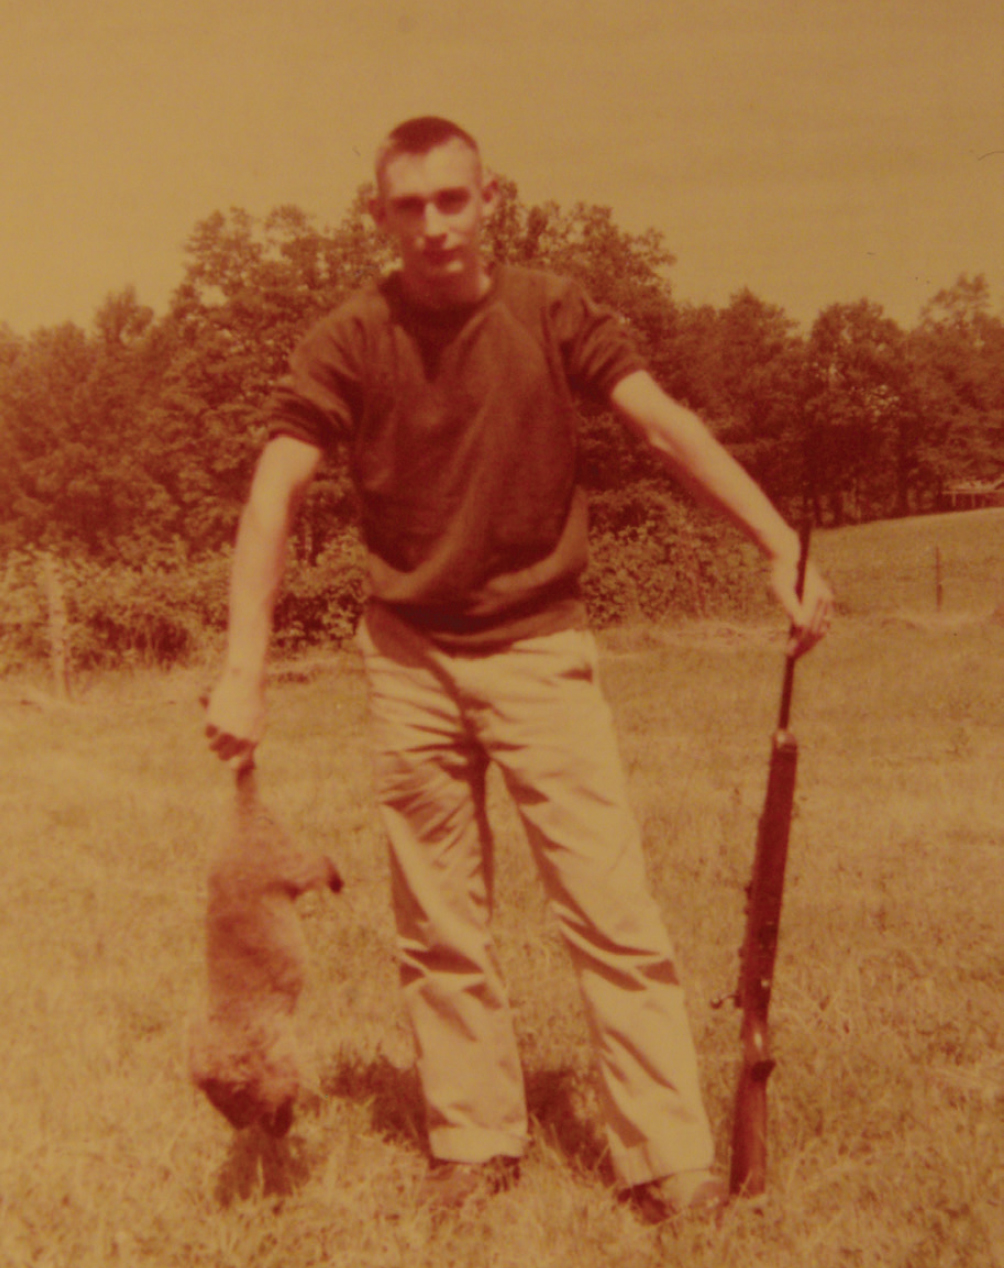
[725,521,812,1197]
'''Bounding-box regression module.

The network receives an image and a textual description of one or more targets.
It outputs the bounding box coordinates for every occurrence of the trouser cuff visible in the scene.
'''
[428,1126,527,1164]
[612,1129,716,1190]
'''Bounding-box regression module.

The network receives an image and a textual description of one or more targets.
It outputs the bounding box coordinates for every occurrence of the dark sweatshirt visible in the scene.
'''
[266,263,646,647]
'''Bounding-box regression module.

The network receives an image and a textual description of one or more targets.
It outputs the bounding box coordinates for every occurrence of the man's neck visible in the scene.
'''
[401,260,493,312]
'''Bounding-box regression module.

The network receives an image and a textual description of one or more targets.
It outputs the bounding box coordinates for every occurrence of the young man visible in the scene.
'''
[206,117,833,1220]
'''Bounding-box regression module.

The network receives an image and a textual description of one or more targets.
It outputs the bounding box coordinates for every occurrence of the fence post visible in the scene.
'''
[41,552,72,700]
[934,546,943,613]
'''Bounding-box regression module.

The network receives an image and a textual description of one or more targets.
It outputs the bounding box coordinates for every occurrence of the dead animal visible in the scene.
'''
[189,765,342,1136]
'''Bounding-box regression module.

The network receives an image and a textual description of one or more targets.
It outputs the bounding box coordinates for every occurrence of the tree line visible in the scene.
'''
[1,179,1002,667]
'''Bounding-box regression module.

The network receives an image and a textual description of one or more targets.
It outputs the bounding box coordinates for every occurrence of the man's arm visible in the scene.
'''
[205,435,323,765]
[609,370,832,654]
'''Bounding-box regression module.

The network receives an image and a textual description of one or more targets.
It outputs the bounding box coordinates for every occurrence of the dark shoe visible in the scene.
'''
[622,1169,727,1225]
[418,1156,520,1213]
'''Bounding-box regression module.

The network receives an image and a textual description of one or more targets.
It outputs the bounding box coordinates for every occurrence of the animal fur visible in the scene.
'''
[189,766,342,1136]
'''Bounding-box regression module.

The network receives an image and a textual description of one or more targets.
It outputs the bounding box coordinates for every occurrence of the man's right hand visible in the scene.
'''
[204,671,266,770]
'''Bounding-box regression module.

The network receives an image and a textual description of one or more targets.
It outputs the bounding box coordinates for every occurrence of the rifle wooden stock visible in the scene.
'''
[729,727,798,1196]
[728,522,811,1198]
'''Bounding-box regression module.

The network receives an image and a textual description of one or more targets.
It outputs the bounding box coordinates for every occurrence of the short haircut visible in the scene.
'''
[374,116,481,190]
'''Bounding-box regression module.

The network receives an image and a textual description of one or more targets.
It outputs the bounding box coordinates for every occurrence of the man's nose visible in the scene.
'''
[423,205,448,236]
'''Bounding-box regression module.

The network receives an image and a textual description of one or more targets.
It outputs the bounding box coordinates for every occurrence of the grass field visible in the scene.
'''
[1,509,1003,1267]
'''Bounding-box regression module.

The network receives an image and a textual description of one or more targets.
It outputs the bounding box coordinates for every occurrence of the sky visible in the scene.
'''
[2,0,1002,336]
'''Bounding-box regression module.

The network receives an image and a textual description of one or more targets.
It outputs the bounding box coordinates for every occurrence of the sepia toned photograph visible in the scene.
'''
[1,2,1001,1265]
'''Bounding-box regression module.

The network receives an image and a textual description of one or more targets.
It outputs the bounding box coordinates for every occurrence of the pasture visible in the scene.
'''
[1,509,1003,1267]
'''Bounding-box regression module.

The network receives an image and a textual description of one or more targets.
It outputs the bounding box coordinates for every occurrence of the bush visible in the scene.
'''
[0,547,228,673]
[0,534,368,675]
[582,502,771,628]
[1,514,774,677]
[273,532,367,654]
[0,551,49,672]
[67,549,232,668]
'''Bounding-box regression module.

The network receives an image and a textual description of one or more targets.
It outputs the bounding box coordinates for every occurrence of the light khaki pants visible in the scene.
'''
[357,604,714,1187]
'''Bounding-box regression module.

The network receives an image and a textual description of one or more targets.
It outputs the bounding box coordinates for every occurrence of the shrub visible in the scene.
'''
[273,532,367,655]
[582,503,771,628]
[66,549,232,668]
[0,550,49,672]
[0,534,368,675]
[1,514,774,676]
[0,547,229,673]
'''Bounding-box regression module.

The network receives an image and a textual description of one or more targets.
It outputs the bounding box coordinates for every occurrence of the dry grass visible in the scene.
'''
[1,511,1003,1266]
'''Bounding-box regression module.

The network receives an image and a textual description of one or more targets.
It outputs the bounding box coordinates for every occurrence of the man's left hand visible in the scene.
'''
[770,558,834,658]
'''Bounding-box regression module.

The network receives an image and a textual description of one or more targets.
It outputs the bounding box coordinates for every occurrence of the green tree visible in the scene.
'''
[0,321,97,551]
[689,290,806,513]
[0,290,181,561]
[908,274,1004,497]
[0,325,26,551]
[802,300,913,523]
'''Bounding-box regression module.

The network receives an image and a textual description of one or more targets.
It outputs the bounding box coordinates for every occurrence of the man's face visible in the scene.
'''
[371,139,497,304]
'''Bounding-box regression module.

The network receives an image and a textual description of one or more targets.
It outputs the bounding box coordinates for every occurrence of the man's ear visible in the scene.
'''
[368,191,387,232]
[480,172,499,218]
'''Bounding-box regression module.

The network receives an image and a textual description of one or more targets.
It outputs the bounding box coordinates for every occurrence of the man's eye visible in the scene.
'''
[437,192,469,213]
